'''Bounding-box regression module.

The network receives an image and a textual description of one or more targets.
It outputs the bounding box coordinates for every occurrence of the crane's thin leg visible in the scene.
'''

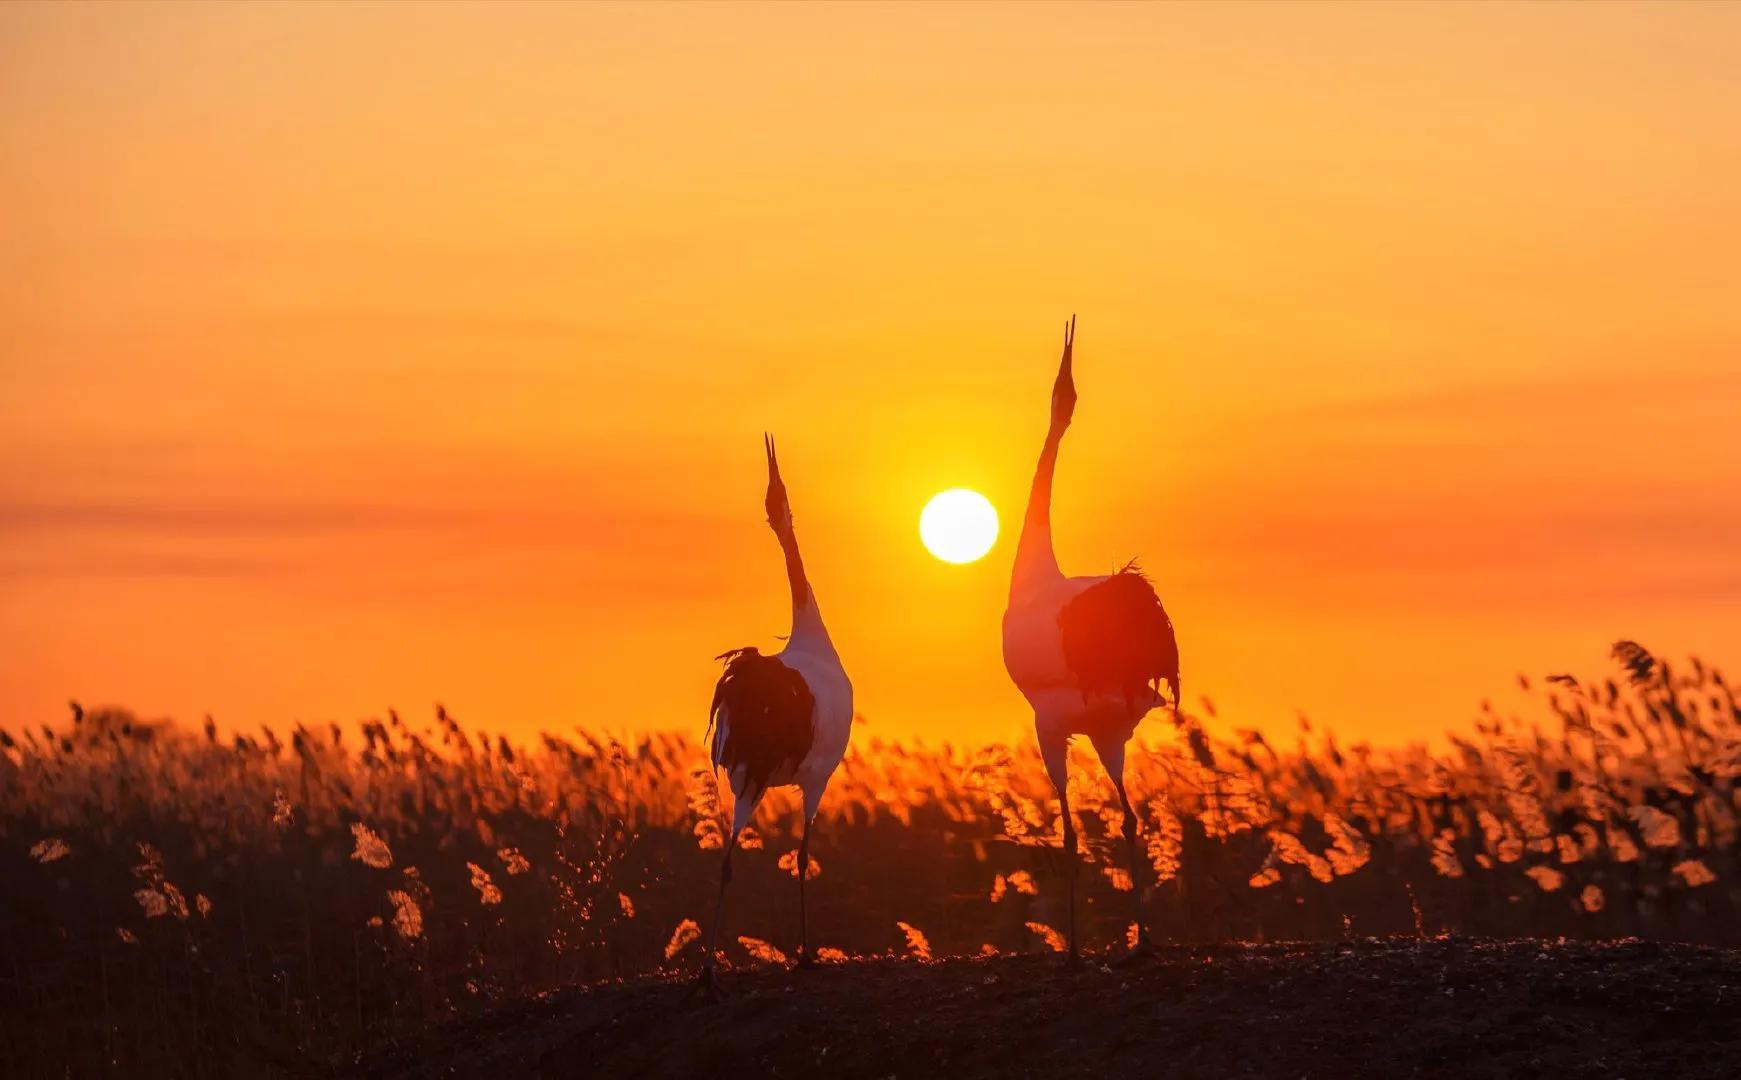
[691,828,740,1000]
[1112,775,1156,963]
[795,812,816,969]
[1040,729,1080,966]
[1092,736,1155,964]
[1061,786,1080,965]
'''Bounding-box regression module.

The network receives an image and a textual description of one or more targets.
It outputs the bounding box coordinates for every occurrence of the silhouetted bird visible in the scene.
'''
[1002,317,1179,963]
[698,436,853,993]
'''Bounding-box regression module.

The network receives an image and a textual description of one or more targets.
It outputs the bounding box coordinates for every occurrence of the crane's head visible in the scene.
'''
[764,433,794,538]
[1050,314,1077,433]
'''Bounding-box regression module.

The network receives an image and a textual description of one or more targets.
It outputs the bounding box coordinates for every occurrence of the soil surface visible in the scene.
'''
[348,938,1741,1079]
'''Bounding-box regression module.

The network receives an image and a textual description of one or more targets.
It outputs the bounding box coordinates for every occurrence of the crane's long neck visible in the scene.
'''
[1011,424,1066,598]
[776,520,830,647]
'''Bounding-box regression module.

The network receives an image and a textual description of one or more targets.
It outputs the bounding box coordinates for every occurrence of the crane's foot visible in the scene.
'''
[684,963,728,1004]
[1059,949,1085,971]
[793,949,819,971]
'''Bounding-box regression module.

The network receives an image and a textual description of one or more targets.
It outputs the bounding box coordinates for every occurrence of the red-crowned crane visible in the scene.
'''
[1001,317,1180,963]
[698,435,853,993]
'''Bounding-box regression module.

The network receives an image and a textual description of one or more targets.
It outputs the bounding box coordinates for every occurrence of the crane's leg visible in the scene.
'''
[688,830,738,1001]
[795,784,824,970]
[1062,788,1080,965]
[795,811,816,968]
[1039,730,1080,966]
[1093,737,1155,963]
[694,797,755,1001]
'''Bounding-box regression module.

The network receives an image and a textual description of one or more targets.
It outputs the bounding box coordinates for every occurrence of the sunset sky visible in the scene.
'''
[3,3,1739,746]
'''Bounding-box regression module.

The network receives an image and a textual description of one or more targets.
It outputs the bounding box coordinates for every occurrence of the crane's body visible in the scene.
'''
[698,436,852,992]
[712,629,853,832]
[1002,317,1179,962]
[1004,574,1166,749]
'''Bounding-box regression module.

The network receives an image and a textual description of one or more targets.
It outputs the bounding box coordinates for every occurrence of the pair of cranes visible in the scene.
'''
[698,318,1180,989]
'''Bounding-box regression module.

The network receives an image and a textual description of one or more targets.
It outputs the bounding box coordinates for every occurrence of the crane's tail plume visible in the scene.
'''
[1057,565,1180,717]
[708,647,815,802]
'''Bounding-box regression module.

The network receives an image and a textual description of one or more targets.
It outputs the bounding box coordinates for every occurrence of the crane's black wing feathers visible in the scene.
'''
[1057,566,1180,712]
[708,647,815,800]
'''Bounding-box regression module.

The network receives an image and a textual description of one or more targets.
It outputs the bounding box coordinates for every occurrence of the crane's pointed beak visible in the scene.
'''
[764,433,790,531]
[1059,315,1075,383]
[766,433,786,493]
[1051,314,1078,429]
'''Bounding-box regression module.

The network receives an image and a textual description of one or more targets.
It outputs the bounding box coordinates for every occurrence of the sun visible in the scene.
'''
[919,489,999,564]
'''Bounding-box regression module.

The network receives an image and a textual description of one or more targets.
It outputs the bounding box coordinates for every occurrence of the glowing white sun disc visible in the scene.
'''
[920,489,999,564]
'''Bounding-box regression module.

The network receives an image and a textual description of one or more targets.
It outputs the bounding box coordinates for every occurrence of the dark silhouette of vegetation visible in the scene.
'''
[3,644,1738,1075]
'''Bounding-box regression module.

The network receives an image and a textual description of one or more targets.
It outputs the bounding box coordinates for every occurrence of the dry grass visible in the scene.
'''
[4,643,1739,1074]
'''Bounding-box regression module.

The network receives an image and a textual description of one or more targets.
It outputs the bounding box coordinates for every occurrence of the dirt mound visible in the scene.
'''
[348,937,1741,1079]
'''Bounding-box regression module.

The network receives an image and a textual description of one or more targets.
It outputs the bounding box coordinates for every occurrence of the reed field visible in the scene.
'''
[5,642,1739,1075]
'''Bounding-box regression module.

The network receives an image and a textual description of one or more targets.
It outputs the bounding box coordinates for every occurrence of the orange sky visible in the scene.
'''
[3,2,1739,746]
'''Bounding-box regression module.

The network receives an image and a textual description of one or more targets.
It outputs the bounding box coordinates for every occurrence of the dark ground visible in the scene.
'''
[349,937,1741,1079]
